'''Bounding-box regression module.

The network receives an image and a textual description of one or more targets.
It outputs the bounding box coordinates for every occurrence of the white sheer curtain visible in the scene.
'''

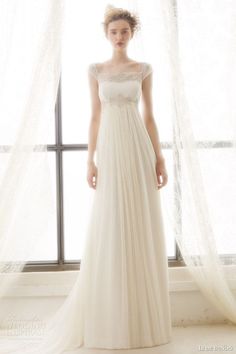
[158,0,236,322]
[0,0,236,353]
[0,0,64,349]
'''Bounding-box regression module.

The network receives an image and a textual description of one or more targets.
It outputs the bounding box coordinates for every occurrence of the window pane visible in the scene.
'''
[60,1,97,144]
[29,152,57,261]
[63,150,94,260]
[161,149,176,257]
[198,148,236,255]
[0,150,10,184]
[61,67,90,144]
[0,77,55,147]
[180,147,236,256]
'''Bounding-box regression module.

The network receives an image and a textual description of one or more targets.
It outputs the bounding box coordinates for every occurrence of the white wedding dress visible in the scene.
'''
[0,62,172,353]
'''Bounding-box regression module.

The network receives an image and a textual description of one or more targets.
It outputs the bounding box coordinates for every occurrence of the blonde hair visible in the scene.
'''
[102,4,141,36]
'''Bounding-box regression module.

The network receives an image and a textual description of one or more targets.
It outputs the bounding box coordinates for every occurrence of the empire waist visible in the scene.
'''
[100,98,139,108]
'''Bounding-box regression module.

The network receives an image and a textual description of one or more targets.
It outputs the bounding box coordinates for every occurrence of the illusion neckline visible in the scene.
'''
[94,62,144,76]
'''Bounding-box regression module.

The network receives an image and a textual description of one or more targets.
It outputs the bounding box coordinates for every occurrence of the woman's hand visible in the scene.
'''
[87,161,98,189]
[155,156,168,189]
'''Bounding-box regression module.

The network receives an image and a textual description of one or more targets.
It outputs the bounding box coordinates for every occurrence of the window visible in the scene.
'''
[23,0,181,271]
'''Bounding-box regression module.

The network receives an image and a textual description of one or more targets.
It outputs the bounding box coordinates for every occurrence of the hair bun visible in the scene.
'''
[102,5,141,35]
[104,4,116,13]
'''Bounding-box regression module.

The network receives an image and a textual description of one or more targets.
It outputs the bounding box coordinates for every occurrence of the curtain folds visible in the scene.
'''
[159,0,236,322]
[0,0,64,343]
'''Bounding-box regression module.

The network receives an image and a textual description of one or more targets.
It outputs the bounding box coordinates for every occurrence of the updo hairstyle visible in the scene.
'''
[102,4,141,36]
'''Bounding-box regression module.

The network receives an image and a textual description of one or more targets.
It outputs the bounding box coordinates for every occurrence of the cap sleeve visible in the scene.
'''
[88,63,98,80]
[142,62,153,80]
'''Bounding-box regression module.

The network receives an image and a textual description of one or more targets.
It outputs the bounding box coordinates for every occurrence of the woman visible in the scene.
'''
[1,5,172,354]
[85,4,172,349]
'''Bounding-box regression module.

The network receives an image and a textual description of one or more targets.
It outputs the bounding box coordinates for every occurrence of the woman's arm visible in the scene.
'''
[87,69,101,164]
[141,72,164,161]
[141,72,168,189]
[87,67,101,189]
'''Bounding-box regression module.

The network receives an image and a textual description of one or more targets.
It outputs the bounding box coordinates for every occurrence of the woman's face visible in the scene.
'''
[106,19,133,50]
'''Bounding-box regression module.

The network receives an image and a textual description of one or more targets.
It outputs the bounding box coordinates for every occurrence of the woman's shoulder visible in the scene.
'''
[88,61,108,74]
[142,61,152,69]
[88,62,111,79]
[87,62,99,79]
[142,62,153,80]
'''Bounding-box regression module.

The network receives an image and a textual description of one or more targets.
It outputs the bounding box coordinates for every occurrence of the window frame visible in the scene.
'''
[21,77,185,272]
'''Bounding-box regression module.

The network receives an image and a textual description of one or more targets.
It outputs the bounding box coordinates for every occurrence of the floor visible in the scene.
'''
[67,324,236,354]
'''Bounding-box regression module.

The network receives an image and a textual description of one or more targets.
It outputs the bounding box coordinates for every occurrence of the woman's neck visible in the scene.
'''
[110,50,131,64]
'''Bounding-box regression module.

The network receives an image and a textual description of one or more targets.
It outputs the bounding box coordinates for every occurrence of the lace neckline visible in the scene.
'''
[95,62,144,77]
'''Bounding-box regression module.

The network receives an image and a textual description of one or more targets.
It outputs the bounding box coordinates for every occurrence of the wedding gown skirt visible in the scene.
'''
[0,62,172,353]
